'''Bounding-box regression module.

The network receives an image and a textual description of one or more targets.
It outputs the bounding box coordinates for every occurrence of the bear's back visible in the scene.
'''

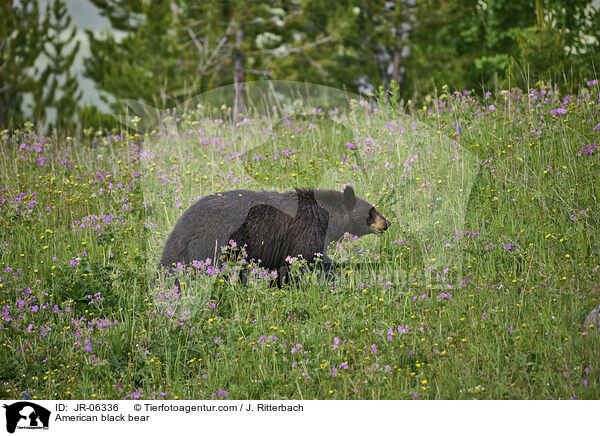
[228,189,329,269]
[160,189,301,266]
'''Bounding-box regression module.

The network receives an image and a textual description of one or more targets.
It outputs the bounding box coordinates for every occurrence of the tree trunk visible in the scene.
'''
[392,48,402,85]
[392,0,415,88]
[233,27,245,122]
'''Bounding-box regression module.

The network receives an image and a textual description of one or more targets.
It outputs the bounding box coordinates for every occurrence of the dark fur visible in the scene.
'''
[160,186,390,286]
[229,189,330,286]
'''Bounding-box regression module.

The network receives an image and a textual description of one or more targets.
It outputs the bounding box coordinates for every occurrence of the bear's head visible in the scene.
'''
[341,186,391,237]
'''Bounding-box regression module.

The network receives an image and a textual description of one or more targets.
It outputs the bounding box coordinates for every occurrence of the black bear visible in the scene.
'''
[160,186,390,286]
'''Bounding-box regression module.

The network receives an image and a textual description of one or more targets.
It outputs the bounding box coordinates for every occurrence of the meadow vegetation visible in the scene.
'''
[1,80,599,400]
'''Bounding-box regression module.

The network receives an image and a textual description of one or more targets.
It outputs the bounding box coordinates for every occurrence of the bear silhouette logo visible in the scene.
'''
[2,402,50,433]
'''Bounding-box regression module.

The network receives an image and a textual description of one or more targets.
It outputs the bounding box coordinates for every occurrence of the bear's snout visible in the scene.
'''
[369,211,390,233]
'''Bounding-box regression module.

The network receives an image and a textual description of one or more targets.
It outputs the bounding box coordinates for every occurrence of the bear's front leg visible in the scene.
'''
[239,267,248,286]
[277,265,289,288]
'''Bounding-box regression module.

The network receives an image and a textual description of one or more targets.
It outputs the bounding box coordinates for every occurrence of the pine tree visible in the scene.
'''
[178,0,337,118]
[32,0,82,130]
[264,0,386,94]
[84,0,184,112]
[177,0,279,117]
[88,0,143,32]
[0,0,48,127]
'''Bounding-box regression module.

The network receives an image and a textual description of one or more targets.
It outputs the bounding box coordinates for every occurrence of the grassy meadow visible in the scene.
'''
[1,81,599,400]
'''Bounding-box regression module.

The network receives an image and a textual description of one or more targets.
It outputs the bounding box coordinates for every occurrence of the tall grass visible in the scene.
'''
[0,80,599,400]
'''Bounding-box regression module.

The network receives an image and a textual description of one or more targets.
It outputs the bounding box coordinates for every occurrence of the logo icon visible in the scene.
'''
[2,402,50,434]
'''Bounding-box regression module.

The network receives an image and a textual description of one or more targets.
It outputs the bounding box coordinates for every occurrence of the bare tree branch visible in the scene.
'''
[188,27,229,75]
[304,53,331,79]
[246,34,335,55]
[0,37,7,71]
[243,68,272,77]
[188,27,204,53]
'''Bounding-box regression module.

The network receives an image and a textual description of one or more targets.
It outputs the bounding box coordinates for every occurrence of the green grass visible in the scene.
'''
[1,81,599,400]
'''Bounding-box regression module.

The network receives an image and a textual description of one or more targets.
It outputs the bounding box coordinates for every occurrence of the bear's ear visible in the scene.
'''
[343,186,356,210]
